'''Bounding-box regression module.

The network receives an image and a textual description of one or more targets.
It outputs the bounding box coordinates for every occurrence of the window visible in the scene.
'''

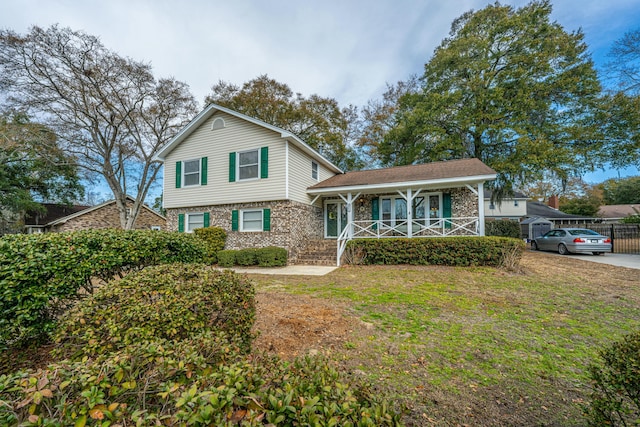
[176,158,207,188]
[238,149,259,180]
[312,161,319,180]
[183,159,201,186]
[514,200,519,207]
[241,209,263,231]
[187,213,204,232]
[379,193,442,227]
[489,202,496,210]
[150,225,161,231]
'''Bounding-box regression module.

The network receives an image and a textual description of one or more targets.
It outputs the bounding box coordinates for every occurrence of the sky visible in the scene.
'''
[1,0,639,198]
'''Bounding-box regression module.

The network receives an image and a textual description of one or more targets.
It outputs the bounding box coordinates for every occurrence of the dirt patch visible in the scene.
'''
[252,292,364,360]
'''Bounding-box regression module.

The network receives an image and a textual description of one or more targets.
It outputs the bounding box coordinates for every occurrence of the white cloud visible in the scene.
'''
[2,0,640,107]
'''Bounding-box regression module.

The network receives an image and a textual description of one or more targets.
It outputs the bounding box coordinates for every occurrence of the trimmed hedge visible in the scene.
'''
[53,263,256,360]
[586,331,640,426]
[0,229,208,348]
[193,226,227,263]
[485,219,522,239]
[217,246,288,268]
[345,236,525,267]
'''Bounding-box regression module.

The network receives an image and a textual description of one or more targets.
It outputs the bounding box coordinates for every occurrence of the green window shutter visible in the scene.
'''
[443,193,452,229]
[231,210,239,231]
[229,152,236,182]
[371,198,379,230]
[200,157,208,185]
[263,208,271,231]
[178,213,185,232]
[203,212,210,228]
[260,146,269,179]
[175,162,182,188]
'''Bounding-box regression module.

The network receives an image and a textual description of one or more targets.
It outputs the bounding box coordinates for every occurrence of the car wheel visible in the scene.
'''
[531,241,539,251]
[593,252,603,256]
[558,244,569,255]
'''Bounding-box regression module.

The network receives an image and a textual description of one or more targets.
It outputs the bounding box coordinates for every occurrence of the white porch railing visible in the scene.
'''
[337,217,480,266]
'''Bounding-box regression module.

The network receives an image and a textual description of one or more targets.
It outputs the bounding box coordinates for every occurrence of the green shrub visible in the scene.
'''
[217,249,237,267]
[256,246,288,267]
[346,237,524,267]
[0,348,402,426]
[485,219,522,238]
[0,230,208,348]
[53,263,255,360]
[585,331,640,426]
[236,248,259,266]
[194,226,227,263]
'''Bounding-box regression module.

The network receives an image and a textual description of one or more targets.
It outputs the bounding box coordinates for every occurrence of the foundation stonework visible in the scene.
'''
[167,200,323,263]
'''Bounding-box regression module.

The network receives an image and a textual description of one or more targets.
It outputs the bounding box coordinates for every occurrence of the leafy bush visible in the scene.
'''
[217,249,237,267]
[53,263,255,360]
[256,246,288,267]
[485,219,522,238]
[0,346,401,426]
[217,247,288,267]
[0,229,208,348]
[585,331,640,426]
[236,248,259,266]
[194,226,227,263]
[346,237,524,267]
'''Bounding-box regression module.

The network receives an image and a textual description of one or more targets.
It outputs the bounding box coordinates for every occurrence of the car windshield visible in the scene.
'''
[568,229,599,236]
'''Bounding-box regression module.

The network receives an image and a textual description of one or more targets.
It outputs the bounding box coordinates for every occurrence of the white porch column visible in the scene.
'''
[339,192,360,239]
[478,182,485,236]
[407,188,413,238]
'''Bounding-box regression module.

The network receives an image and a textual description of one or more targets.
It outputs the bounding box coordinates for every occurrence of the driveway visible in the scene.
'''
[545,251,640,270]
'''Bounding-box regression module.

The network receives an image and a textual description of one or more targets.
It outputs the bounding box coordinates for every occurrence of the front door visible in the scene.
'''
[325,201,347,238]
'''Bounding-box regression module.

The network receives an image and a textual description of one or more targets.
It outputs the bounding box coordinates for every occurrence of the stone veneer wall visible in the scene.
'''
[52,202,166,232]
[351,187,478,225]
[166,200,323,263]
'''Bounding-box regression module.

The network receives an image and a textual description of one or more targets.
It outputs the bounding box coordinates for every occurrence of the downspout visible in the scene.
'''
[285,140,289,199]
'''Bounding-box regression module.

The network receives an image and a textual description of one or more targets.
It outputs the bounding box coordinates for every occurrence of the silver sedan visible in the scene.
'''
[532,228,612,255]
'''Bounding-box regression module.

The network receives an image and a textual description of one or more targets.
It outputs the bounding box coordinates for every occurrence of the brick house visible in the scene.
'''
[24,197,166,233]
[155,104,497,265]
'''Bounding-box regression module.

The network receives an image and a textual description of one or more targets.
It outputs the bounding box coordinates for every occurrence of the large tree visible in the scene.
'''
[205,75,363,170]
[371,1,604,199]
[0,112,83,233]
[603,29,640,169]
[0,25,198,229]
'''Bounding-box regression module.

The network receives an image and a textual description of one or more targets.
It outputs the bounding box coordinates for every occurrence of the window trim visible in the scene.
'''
[186,212,205,233]
[237,148,260,181]
[240,209,263,232]
[182,158,202,187]
[311,161,319,181]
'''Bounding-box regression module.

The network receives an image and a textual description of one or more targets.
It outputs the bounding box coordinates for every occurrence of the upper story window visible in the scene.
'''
[514,200,519,207]
[312,161,319,180]
[183,159,201,186]
[238,149,259,180]
[229,147,268,182]
[175,157,207,188]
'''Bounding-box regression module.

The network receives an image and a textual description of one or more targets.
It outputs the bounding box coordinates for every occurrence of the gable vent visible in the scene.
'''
[211,117,225,130]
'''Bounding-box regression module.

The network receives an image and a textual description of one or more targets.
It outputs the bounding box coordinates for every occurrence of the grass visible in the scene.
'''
[251,252,640,426]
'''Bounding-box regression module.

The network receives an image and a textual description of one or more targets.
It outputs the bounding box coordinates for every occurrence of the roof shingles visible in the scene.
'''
[308,158,495,190]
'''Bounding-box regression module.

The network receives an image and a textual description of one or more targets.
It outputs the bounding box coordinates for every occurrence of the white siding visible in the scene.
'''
[287,143,338,205]
[484,199,527,218]
[164,112,286,209]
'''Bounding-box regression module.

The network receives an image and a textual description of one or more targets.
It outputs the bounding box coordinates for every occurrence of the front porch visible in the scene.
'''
[313,185,487,266]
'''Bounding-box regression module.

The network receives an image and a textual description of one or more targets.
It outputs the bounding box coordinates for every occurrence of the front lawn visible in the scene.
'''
[250,251,640,426]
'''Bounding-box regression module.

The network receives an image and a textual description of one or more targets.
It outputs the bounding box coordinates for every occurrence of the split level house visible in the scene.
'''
[155,104,497,265]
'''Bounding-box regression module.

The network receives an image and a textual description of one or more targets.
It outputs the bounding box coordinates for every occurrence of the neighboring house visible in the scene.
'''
[24,203,90,234]
[155,104,497,265]
[484,190,529,221]
[525,201,595,226]
[24,197,166,233]
[598,204,640,223]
